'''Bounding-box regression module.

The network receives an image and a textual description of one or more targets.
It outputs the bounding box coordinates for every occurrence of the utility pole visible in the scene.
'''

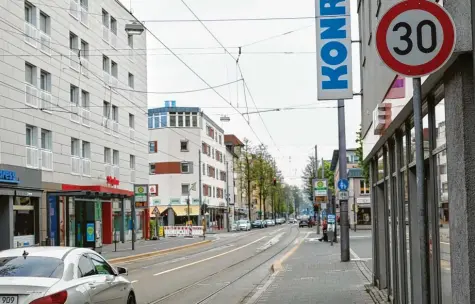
[198,150,202,224]
[246,152,251,220]
[226,161,230,232]
[338,98,350,262]
[315,145,320,234]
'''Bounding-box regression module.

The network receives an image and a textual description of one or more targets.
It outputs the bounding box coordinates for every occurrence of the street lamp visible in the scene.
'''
[125,21,144,35]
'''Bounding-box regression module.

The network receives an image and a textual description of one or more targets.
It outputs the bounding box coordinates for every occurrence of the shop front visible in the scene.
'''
[0,165,42,250]
[356,197,371,226]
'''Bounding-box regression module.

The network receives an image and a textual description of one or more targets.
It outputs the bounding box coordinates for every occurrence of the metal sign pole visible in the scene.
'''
[131,194,135,251]
[338,98,350,262]
[413,77,430,302]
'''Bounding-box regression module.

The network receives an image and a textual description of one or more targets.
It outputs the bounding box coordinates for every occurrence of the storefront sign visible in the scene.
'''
[86,223,95,242]
[149,185,158,196]
[0,170,19,184]
[106,176,119,186]
[134,184,149,208]
[313,179,328,197]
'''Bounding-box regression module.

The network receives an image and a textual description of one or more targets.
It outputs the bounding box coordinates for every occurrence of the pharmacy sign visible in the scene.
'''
[313,179,328,197]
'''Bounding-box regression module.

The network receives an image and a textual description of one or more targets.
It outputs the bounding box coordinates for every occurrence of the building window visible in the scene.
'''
[103,55,110,73]
[181,184,189,195]
[103,101,110,118]
[112,105,118,122]
[192,113,198,127]
[178,113,184,127]
[130,155,135,170]
[181,162,191,173]
[104,147,111,164]
[185,113,191,127]
[25,2,35,24]
[25,63,35,85]
[39,11,49,34]
[71,138,80,156]
[81,90,89,108]
[111,61,118,78]
[439,164,447,175]
[360,180,370,194]
[82,141,90,158]
[169,112,176,127]
[180,140,188,152]
[40,129,52,150]
[102,9,109,28]
[112,150,119,166]
[69,32,78,52]
[110,16,117,35]
[26,125,36,146]
[149,141,157,153]
[129,113,135,129]
[39,70,50,92]
[149,163,155,175]
[70,85,79,105]
[80,40,89,59]
[128,34,133,48]
[128,73,134,88]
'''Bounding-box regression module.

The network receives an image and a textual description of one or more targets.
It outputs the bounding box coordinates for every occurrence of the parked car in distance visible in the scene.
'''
[0,246,135,304]
[237,219,251,231]
[276,218,286,225]
[288,218,297,224]
[252,220,266,228]
[265,219,276,226]
[299,219,310,228]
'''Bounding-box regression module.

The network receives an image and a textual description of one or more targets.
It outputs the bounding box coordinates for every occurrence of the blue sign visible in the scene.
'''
[315,0,353,100]
[0,170,19,184]
[86,223,95,242]
[327,214,336,224]
[338,179,349,191]
[321,210,327,218]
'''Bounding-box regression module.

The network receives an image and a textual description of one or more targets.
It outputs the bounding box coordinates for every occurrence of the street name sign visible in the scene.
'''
[376,0,456,77]
[338,191,349,200]
[337,179,349,191]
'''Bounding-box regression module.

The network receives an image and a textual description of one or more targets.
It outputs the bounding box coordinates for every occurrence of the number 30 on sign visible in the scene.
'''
[376,0,456,77]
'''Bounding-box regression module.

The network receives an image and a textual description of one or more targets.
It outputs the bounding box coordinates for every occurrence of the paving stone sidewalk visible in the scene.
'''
[257,233,375,304]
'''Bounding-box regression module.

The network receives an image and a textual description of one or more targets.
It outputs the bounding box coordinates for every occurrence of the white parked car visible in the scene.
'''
[0,246,136,304]
[237,219,251,231]
[265,219,276,226]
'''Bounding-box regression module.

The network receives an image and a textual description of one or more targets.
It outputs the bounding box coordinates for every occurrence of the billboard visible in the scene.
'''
[315,0,353,100]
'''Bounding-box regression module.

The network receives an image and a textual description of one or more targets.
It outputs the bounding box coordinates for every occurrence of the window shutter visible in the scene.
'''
[154,141,157,152]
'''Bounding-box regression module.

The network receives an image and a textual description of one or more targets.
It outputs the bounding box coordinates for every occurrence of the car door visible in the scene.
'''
[88,253,128,303]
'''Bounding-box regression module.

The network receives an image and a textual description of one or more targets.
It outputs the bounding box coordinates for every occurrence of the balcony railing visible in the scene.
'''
[103,117,111,134]
[105,163,112,176]
[103,71,110,85]
[110,76,118,87]
[102,25,109,43]
[40,90,52,111]
[81,108,90,127]
[41,149,53,170]
[112,121,119,136]
[80,58,89,77]
[129,128,135,141]
[70,50,80,71]
[70,103,80,123]
[39,32,51,55]
[80,5,88,26]
[25,83,38,108]
[130,170,136,183]
[82,158,91,176]
[112,165,120,178]
[24,22,37,47]
[110,32,117,49]
[26,146,39,168]
[71,156,81,175]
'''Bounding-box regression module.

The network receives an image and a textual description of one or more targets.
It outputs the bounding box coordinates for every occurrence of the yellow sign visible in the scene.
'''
[159,226,164,237]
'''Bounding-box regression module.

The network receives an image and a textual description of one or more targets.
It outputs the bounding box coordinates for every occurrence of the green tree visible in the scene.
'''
[356,125,369,182]
[301,156,318,202]
[317,160,334,192]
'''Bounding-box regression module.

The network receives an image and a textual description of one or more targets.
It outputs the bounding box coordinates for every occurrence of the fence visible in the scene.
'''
[164,226,204,238]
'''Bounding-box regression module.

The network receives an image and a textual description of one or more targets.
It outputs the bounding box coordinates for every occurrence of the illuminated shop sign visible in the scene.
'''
[0,170,19,184]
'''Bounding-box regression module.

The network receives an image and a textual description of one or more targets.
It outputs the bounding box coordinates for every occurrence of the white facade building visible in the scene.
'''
[148,104,228,228]
[0,0,148,249]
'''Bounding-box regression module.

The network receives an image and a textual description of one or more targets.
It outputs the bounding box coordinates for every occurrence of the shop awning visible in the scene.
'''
[172,205,199,216]
[61,184,133,197]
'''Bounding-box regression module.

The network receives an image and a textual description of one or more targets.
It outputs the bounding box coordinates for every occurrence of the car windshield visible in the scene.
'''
[253,220,261,223]
[0,256,64,278]
[237,220,247,224]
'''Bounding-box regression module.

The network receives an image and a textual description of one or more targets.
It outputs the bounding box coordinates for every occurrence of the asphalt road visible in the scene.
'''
[348,229,373,272]
[113,224,303,304]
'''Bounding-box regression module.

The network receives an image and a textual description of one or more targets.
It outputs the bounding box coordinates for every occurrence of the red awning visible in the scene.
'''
[61,184,133,196]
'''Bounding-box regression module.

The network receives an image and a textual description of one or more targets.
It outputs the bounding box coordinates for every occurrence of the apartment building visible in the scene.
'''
[148,102,227,228]
[224,134,246,220]
[357,0,470,302]
[0,0,148,250]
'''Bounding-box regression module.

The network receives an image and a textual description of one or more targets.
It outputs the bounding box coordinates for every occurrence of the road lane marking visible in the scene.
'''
[131,280,138,284]
[153,236,267,276]
[257,232,285,251]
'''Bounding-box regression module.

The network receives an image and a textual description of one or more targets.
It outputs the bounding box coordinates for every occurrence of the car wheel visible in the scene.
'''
[127,293,136,304]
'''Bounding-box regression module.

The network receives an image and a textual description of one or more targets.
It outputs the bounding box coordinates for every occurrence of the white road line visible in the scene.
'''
[350,247,360,260]
[131,280,138,284]
[153,236,267,276]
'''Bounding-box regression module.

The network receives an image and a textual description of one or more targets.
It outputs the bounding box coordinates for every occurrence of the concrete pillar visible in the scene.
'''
[444,54,475,304]
[376,184,388,289]
[120,199,125,243]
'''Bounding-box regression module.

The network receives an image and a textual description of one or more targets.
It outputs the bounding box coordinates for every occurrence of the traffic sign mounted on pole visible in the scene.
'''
[376,0,456,77]
[337,179,349,191]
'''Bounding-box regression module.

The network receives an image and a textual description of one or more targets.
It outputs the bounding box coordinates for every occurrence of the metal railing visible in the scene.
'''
[26,146,39,168]
[41,149,53,170]
[25,83,38,108]
[71,156,81,175]
[82,158,91,176]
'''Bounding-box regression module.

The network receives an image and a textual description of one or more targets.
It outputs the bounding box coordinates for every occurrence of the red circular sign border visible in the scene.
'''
[376,1,456,77]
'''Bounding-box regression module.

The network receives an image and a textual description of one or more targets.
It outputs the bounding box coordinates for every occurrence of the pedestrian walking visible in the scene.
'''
[319,219,328,242]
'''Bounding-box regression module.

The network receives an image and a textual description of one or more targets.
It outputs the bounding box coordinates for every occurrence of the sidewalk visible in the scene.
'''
[101,236,210,261]
[257,233,376,304]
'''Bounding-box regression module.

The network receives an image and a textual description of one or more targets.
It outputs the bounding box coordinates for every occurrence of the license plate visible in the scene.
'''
[0,296,17,304]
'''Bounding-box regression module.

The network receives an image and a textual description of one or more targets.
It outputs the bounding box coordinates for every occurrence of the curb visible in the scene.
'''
[108,240,212,264]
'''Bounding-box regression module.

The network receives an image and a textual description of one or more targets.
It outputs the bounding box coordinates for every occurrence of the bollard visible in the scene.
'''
[114,230,117,252]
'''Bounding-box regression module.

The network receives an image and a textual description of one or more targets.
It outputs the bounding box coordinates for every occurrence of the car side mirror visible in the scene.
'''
[116,266,128,276]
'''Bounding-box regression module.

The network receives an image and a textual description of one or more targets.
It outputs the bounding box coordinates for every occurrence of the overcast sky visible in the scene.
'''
[127,0,361,187]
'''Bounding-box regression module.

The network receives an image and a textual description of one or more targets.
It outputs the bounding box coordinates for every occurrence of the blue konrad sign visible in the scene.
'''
[328,214,336,224]
[338,179,349,191]
[315,0,353,100]
[0,170,19,184]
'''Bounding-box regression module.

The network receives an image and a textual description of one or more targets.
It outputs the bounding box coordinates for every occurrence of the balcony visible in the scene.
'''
[80,58,89,77]
[112,121,119,136]
[129,128,135,142]
[41,149,53,170]
[70,104,80,123]
[110,76,118,88]
[102,25,109,43]
[105,163,112,176]
[69,0,79,19]
[70,50,80,71]
[130,170,136,183]
[26,146,39,168]
[39,90,52,112]
[39,32,51,55]
[82,158,91,176]
[112,165,120,178]
[24,22,37,47]
[71,156,81,175]
[80,5,88,26]
[80,107,90,127]
[25,83,38,108]
[110,32,117,49]
[103,71,110,85]
[102,117,111,134]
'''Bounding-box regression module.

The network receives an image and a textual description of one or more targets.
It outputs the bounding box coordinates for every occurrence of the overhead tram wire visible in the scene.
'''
[180,0,279,150]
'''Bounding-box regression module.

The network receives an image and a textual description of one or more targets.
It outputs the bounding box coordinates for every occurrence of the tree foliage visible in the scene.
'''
[301,156,334,202]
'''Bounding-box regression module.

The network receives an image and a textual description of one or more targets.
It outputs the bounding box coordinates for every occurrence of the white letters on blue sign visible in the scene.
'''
[316,0,353,100]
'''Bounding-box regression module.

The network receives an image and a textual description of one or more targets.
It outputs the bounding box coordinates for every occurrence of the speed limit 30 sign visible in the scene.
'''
[376,0,456,77]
